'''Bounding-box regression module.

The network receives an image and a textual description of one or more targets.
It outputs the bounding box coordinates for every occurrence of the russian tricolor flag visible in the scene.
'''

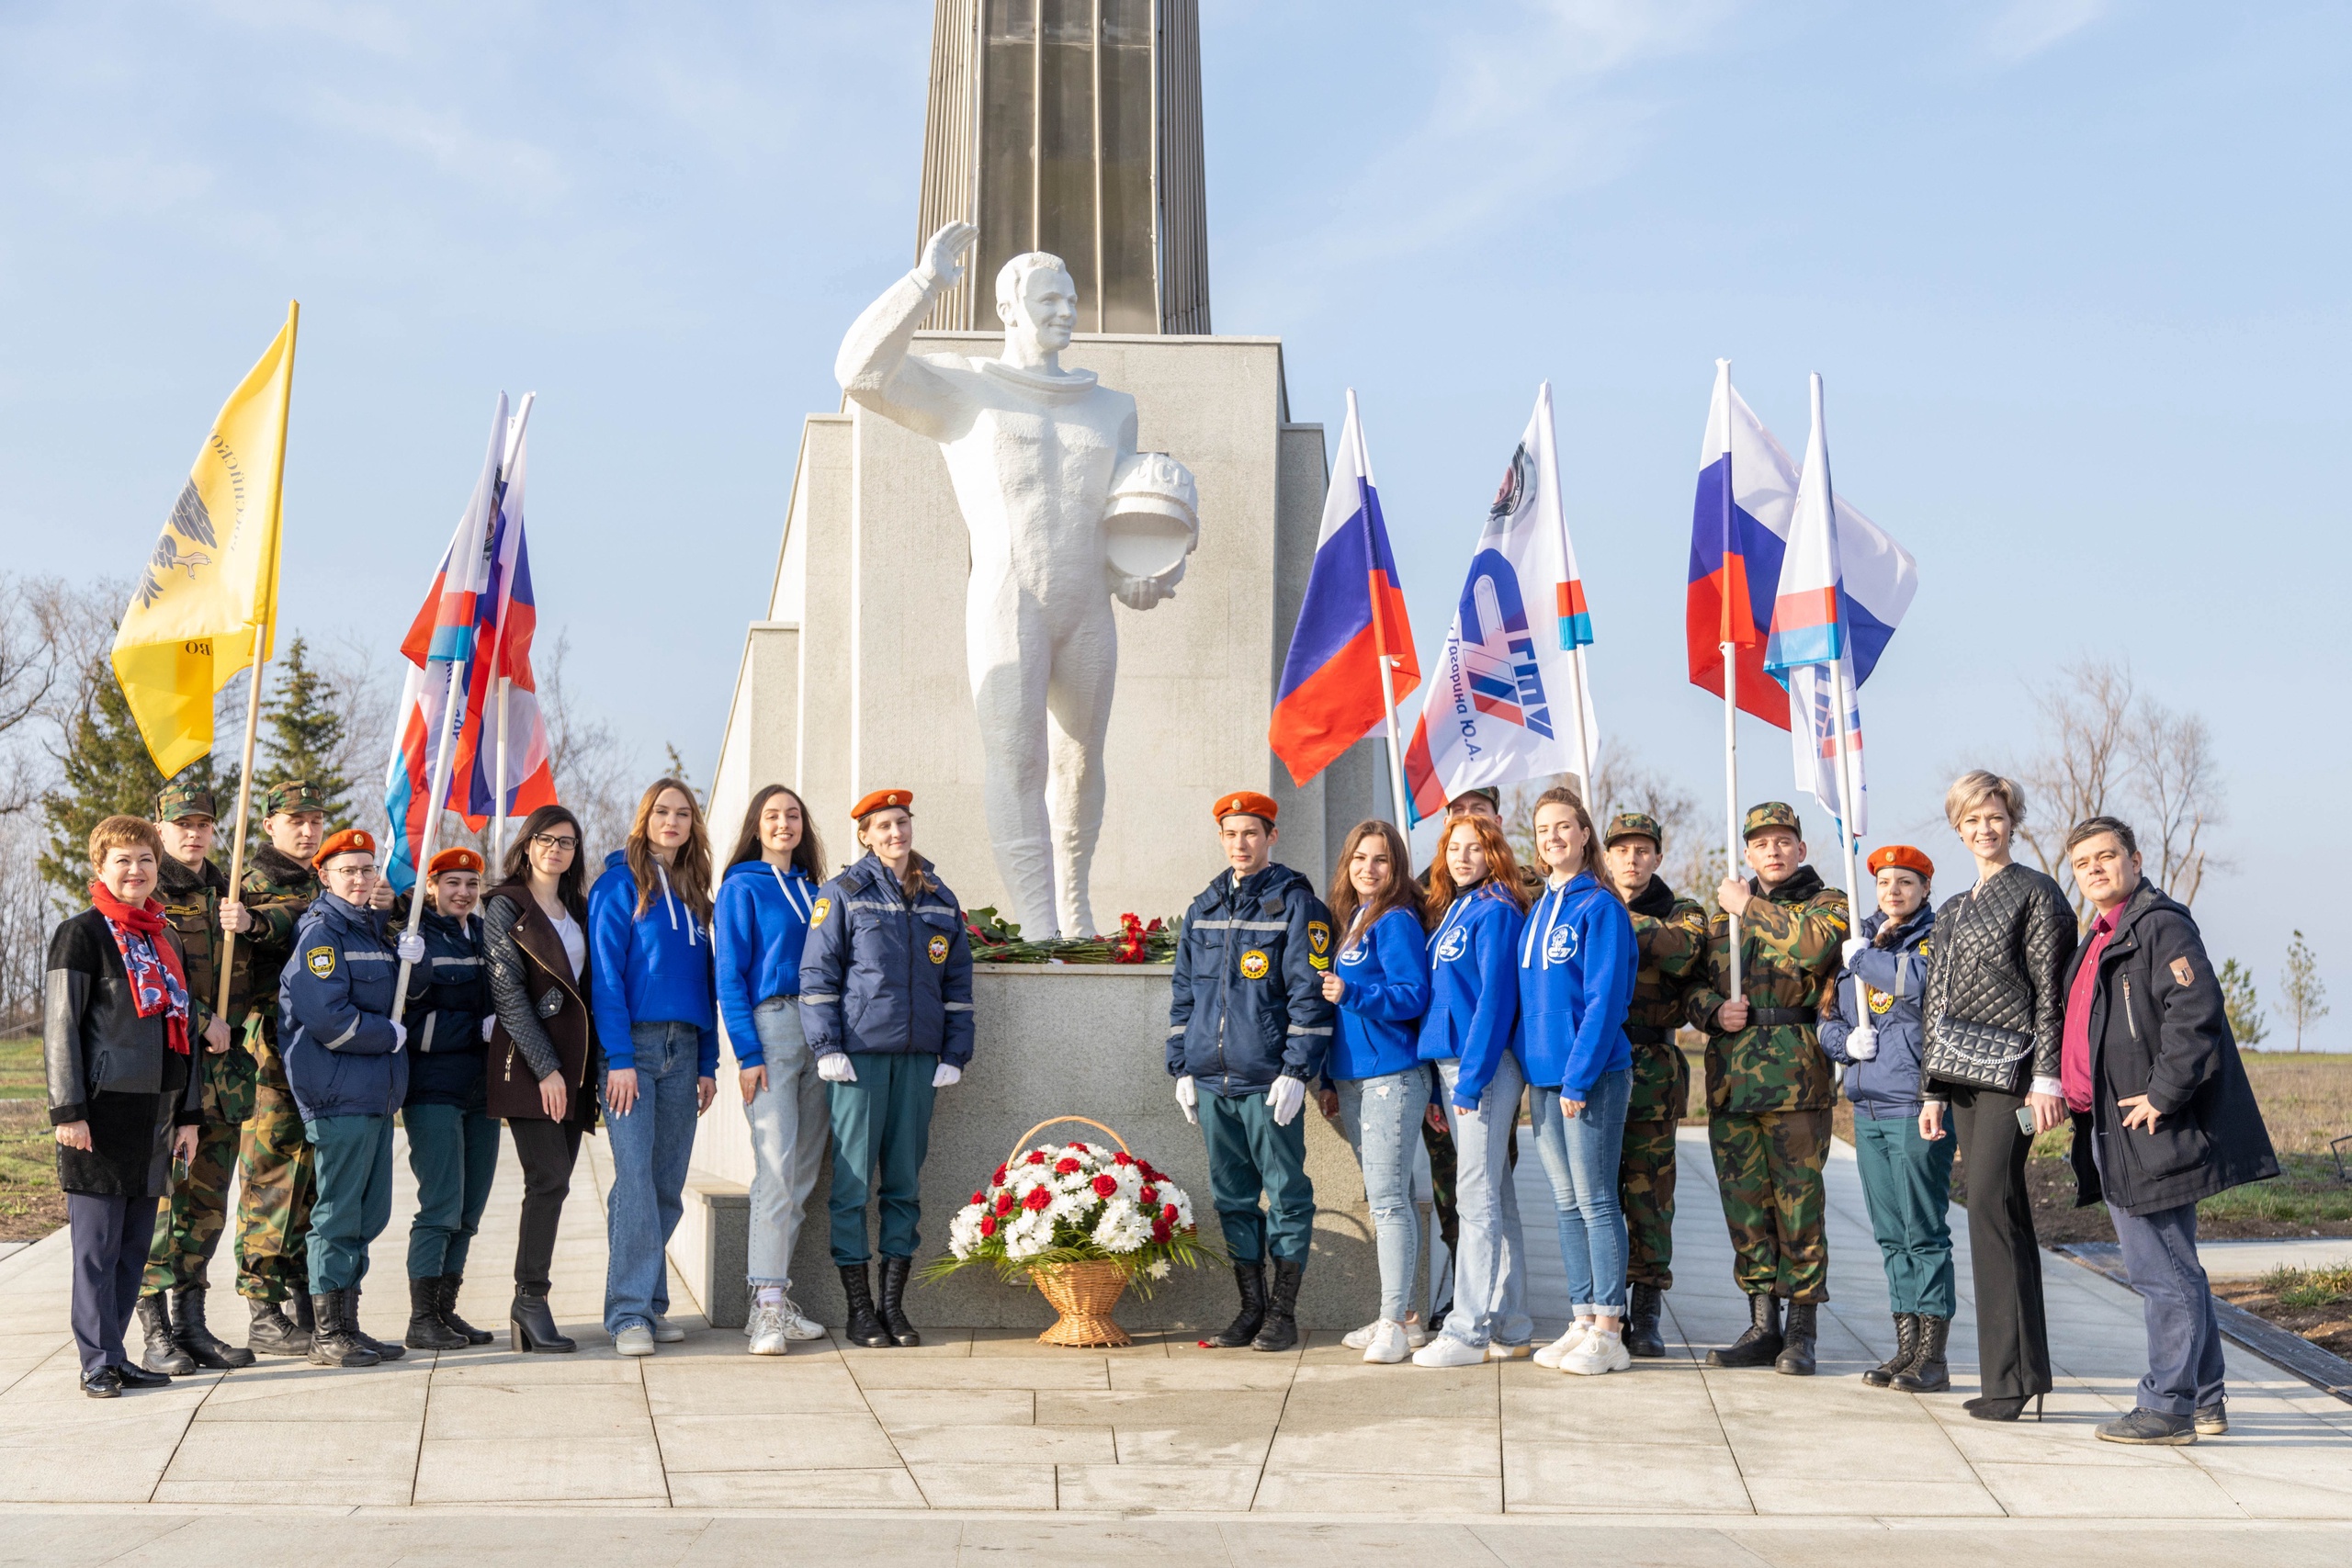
[1269,393,1419,788]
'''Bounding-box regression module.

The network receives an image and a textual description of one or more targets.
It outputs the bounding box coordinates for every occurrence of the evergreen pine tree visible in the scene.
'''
[40,663,232,901]
[255,636,352,826]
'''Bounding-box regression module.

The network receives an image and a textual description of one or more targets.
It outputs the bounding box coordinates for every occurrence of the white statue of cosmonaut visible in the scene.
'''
[837,221,1198,938]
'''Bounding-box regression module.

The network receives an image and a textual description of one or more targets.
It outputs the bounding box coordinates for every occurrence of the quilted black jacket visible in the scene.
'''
[1918,863,2078,1100]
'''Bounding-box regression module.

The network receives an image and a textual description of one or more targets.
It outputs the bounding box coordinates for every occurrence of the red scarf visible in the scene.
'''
[88,881,192,1056]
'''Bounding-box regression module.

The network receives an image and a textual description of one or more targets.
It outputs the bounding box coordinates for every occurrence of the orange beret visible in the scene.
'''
[311,828,376,868]
[428,847,484,877]
[1213,790,1279,825]
[1867,844,1935,881]
[851,788,913,820]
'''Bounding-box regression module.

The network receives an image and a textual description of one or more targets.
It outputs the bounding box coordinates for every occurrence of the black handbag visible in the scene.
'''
[1928,1014,2033,1093]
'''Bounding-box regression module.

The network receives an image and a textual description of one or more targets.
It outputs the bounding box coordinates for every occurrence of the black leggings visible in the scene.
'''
[507,1118,584,1291]
[1951,1085,2052,1399]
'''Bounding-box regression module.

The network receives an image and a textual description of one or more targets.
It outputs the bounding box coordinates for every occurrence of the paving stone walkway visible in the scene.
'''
[1,1126,2346,1528]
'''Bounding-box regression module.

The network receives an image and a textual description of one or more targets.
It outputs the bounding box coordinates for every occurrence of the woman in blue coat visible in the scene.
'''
[1314,820,1432,1365]
[588,779,718,1358]
[714,784,829,1356]
[1409,814,1531,1368]
[798,789,973,1351]
[1516,787,1639,1377]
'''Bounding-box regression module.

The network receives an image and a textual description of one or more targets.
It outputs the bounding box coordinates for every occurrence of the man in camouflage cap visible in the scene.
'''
[133,781,263,1373]
[1601,810,1709,1359]
[227,779,328,1353]
[1685,801,1849,1377]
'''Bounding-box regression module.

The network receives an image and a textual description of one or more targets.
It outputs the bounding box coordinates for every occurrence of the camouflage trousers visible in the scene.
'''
[234,1056,315,1303]
[1618,1117,1679,1292]
[1707,1108,1830,1303]
[141,1117,242,1296]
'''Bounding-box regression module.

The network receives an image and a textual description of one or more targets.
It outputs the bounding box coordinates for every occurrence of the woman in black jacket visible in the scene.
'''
[1917,771,2078,1421]
[45,817,203,1398]
[400,847,497,1352]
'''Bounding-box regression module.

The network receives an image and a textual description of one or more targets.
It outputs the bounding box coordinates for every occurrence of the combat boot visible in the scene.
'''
[1773,1301,1817,1376]
[345,1280,406,1360]
[405,1277,466,1350]
[1863,1313,1919,1388]
[306,1291,380,1369]
[1251,1258,1302,1352]
[1623,1283,1668,1359]
[1209,1260,1267,1348]
[246,1294,310,1357]
[288,1288,316,1337]
[136,1293,196,1376]
[1891,1314,1951,1393]
[839,1263,891,1348]
[1707,1293,1783,1368]
[876,1256,922,1348]
[170,1284,254,1370]
[436,1275,493,1345]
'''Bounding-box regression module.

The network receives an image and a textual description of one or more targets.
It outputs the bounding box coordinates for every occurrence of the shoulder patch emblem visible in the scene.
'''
[928,933,949,964]
[2170,956,2195,987]
[1308,920,1329,955]
[305,946,336,979]
[809,897,831,928]
[1238,948,1270,980]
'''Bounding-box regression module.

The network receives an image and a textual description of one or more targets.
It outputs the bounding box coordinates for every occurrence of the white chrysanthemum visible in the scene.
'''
[1005,1210,1055,1259]
[1091,1198,1151,1254]
[947,1202,987,1259]
[1105,1164,1145,1202]
[1047,1187,1094,1224]
[1146,1258,1171,1280]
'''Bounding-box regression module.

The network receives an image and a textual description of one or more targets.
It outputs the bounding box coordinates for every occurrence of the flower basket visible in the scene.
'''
[922,1114,1219,1348]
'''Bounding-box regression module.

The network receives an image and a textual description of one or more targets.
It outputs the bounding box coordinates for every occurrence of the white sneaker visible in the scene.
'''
[1341,1319,1385,1350]
[649,1313,686,1344]
[1487,1339,1532,1361]
[1533,1321,1593,1369]
[1362,1319,1411,1364]
[614,1325,656,1357]
[1347,1314,1432,1350]
[1411,1334,1489,1369]
[1559,1328,1632,1376]
[776,1294,825,1340]
[747,1304,791,1356]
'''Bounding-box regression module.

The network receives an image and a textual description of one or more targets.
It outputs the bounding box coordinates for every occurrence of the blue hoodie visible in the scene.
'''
[1416,883,1525,1111]
[1328,904,1431,1081]
[1514,873,1637,1100]
[713,857,820,1069]
[588,850,718,1076]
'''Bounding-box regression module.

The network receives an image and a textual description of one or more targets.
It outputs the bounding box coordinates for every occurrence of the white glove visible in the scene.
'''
[1174,1074,1198,1125]
[1266,1075,1306,1127]
[1840,936,1869,969]
[1847,1022,1878,1061]
[932,1062,961,1089]
[397,931,426,965]
[817,1053,857,1084]
[481,1017,496,1043]
[390,1020,408,1054]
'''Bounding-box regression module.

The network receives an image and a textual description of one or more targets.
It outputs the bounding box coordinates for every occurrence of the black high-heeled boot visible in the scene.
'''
[1892,1315,1951,1393]
[877,1256,922,1348]
[1708,1293,1783,1368]
[508,1282,575,1353]
[840,1262,892,1348]
[1863,1313,1919,1388]
[1964,1392,2045,1422]
[1208,1260,1267,1348]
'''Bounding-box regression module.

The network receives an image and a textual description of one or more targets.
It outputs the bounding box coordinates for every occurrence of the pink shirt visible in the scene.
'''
[2061,908,2120,1113]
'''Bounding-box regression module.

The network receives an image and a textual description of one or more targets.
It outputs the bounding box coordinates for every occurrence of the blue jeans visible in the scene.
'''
[1526,1066,1632,1316]
[2096,1136,2224,1415]
[746,999,828,1288]
[1434,1055,1531,1348]
[1335,1068,1430,1323]
[602,1021,702,1334]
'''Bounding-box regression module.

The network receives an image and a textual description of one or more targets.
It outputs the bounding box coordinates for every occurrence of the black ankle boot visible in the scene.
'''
[137,1293,196,1376]
[1774,1300,1817,1376]
[306,1291,380,1369]
[170,1284,254,1370]
[877,1256,922,1348]
[405,1277,467,1350]
[246,1295,309,1357]
[1708,1293,1783,1368]
[288,1289,316,1335]
[840,1262,891,1348]
[1250,1258,1302,1352]
[1209,1260,1267,1348]
[1864,1313,1919,1388]
[1892,1314,1951,1393]
[437,1275,492,1345]
[508,1283,575,1353]
[1623,1283,1668,1359]
[345,1281,405,1360]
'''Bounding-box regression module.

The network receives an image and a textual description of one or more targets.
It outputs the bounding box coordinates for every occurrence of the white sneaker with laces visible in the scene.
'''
[1341,1319,1385,1350]
[649,1313,686,1344]
[1487,1339,1532,1361]
[1412,1334,1489,1369]
[1533,1321,1593,1369]
[776,1294,825,1340]
[1559,1328,1632,1376]
[747,1304,791,1356]
[614,1324,656,1357]
[1362,1319,1411,1364]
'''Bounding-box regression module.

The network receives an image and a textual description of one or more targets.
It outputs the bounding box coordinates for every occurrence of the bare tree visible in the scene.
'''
[1589,740,1723,907]
[2129,698,2225,905]
[0,809,53,1030]
[315,632,399,841]
[2013,658,2134,888]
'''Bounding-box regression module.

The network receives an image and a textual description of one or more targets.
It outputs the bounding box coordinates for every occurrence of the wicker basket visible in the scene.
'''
[1008,1116,1136,1348]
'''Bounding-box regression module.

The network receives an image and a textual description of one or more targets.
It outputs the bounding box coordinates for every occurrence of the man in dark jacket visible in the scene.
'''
[2061,817,2278,1446]
[1167,790,1334,1353]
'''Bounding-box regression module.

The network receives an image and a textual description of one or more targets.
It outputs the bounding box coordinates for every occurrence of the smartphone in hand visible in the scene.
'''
[2014,1105,2040,1135]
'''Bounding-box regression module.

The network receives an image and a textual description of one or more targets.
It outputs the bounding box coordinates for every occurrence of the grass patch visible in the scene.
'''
[0,1037,67,1241]
[2216,1264,2352,1357]
[2263,1263,2352,1310]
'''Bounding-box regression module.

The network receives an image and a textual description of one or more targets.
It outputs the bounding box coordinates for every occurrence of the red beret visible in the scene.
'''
[311,828,376,869]
[428,847,484,877]
[1867,844,1935,881]
[1213,790,1279,825]
[851,788,912,820]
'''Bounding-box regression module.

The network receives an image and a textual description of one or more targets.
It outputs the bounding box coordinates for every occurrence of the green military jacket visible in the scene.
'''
[157,852,261,1124]
[239,842,320,1049]
[1623,878,1708,1122]
[1686,865,1849,1116]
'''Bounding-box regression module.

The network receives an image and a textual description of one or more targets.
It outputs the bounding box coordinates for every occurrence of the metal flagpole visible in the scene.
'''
[1718,363,1743,1002]
[1812,372,1864,909]
[1351,389,1415,839]
[492,677,510,868]
[1543,381,1597,805]
[390,657,469,1009]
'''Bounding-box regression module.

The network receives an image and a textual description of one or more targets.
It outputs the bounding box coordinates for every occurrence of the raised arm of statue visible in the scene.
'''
[834,222,979,443]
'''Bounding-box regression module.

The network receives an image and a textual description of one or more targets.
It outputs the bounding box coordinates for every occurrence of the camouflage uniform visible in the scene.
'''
[1610,813,1709,1293]
[233,785,325,1303]
[1684,804,1849,1304]
[142,789,261,1296]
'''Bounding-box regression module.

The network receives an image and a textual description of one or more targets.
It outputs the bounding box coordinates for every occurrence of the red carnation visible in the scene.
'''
[1139,1185,1159,1206]
[1026,1150,1047,1165]
[1091,1174,1118,1198]
[979,1215,998,1237]
[1055,1156,1081,1176]
[995,1192,1015,1215]
[1023,1187,1053,1212]
[1111,1151,1135,1167]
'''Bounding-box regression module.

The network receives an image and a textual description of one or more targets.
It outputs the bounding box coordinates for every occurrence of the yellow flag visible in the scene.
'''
[113,303,299,777]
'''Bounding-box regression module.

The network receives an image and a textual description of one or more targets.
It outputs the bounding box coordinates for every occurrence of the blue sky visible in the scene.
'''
[4,1,2346,1041]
